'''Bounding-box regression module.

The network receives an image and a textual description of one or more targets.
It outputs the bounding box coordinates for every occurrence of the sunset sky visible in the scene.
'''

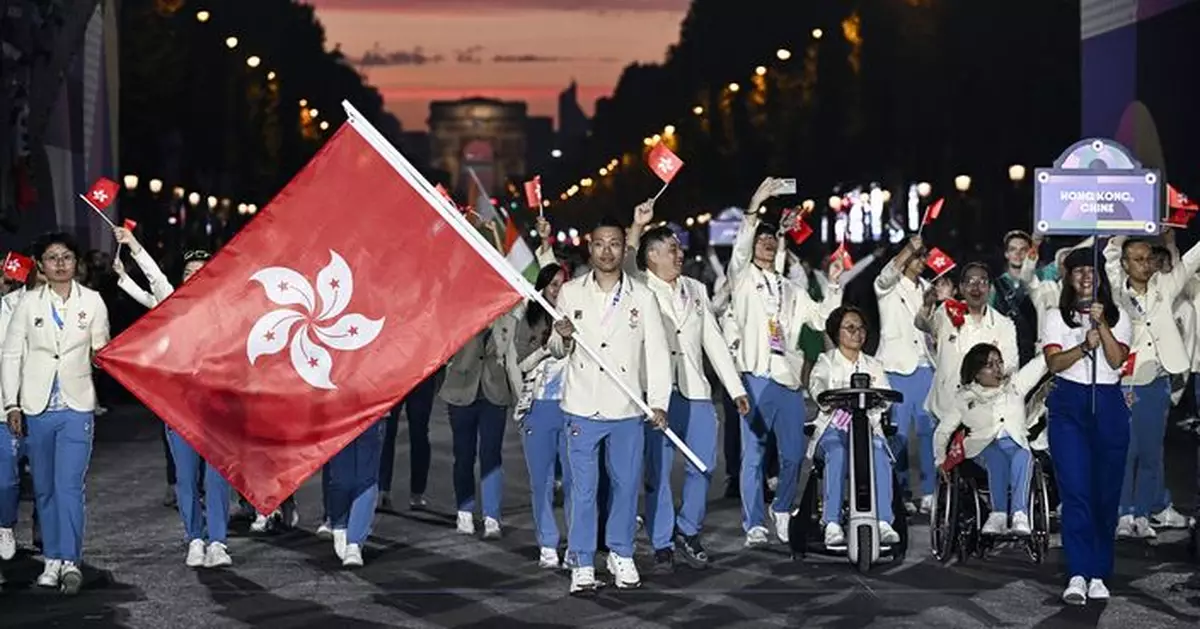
[305,0,690,131]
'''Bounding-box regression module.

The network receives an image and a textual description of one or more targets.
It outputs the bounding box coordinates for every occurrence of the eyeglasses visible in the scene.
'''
[41,254,76,265]
[962,277,990,287]
[840,324,867,336]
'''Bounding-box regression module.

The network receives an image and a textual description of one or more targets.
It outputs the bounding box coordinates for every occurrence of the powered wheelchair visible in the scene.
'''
[788,374,909,572]
[929,405,1056,565]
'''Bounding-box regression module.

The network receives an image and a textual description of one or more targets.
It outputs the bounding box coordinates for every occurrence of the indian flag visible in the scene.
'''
[468,168,539,282]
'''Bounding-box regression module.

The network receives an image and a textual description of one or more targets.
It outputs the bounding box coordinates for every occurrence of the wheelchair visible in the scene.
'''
[929,417,1054,565]
[788,375,908,572]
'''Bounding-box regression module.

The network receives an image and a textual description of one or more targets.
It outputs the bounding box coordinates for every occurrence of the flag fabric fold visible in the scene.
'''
[96,120,526,514]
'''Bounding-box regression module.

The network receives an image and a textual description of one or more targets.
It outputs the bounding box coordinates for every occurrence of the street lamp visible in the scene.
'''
[812,28,823,39]
[188,192,200,206]
[828,195,843,211]
[309,108,319,118]
[755,65,767,76]
[237,203,248,215]
[299,98,308,107]
[686,217,695,227]
[247,204,257,214]
[225,36,238,49]
[916,182,932,198]
[955,174,972,192]
[693,105,704,115]
[246,56,261,68]
[207,196,218,209]
[663,124,675,136]
[319,121,330,131]
[599,167,608,176]
[196,10,210,23]
[651,133,661,143]
[173,186,185,199]
[1008,164,1026,182]
[148,178,163,194]
[776,48,792,61]
[728,82,740,92]
[551,149,562,158]
[123,174,138,191]
[267,71,277,81]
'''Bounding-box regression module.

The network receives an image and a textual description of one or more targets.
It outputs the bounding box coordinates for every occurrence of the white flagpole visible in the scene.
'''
[651,180,670,202]
[80,195,117,228]
[343,101,706,474]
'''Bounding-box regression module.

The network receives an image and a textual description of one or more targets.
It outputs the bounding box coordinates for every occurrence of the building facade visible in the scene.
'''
[428,98,528,198]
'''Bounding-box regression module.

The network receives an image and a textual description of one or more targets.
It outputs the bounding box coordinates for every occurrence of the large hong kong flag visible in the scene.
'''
[96,103,528,513]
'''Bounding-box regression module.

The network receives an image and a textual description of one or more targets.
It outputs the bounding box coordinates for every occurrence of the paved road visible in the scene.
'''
[3,403,1200,628]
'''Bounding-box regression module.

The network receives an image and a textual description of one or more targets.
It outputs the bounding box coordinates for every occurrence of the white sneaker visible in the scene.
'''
[569,566,598,595]
[316,519,333,540]
[1088,579,1110,600]
[37,559,62,588]
[59,561,83,594]
[1010,511,1032,536]
[1063,575,1087,605]
[250,513,271,533]
[342,544,364,568]
[0,527,16,560]
[538,547,560,569]
[1151,505,1189,529]
[981,512,1008,535]
[606,553,641,589]
[879,521,901,545]
[920,494,934,514]
[456,511,475,535]
[772,511,791,543]
[482,517,502,540]
[745,525,770,547]
[333,528,347,560]
[1115,514,1134,538]
[204,542,232,568]
[185,539,206,567]
[824,522,846,547]
[1133,516,1157,539]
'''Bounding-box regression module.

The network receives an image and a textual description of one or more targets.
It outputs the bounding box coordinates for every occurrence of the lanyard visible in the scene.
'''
[757,266,784,319]
[598,274,625,327]
[49,301,64,330]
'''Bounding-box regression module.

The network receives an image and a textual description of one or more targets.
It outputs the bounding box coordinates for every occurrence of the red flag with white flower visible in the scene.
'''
[922,197,944,227]
[2,252,33,283]
[95,104,528,513]
[1168,184,1199,211]
[647,143,683,184]
[940,430,966,472]
[524,176,543,210]
[925,247,956,279]
[81,177,119,227]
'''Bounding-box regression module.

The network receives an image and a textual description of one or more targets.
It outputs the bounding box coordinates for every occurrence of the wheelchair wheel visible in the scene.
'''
[1029,458,1052,564]
[856,524,873,573]
[930,470,958,562]
[958,477,984,563]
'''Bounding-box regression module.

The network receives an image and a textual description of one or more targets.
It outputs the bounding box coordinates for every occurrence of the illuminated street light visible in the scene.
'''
[319,121,330,131]
[267,71,276,80]
[916,181,932,198]
[686,217,695,227]
[728,82,740,92]
[776,48,792,61]
[188,192,201,206]
[246,56,261,68]
[1009,164,1027,182]
[755,66,767,76]
[148,178,163,194]
[652,133,661,143]
[173,186,185,199]
[599,167,608,176]
[238,203,248,215]
[299,98,308,107]
[812,28,823,39]
[247,204,258,214]
[207,195,218,209]
[829,195,843,211]
[663,124,675,136]
[309,108,319,118]
[580,178,593,188]
[196,10,210,23]
[225,36,238,49]
[955,174,972,192]
[123,174,138,191]
[643,137,653,146]
[551,149,562,158]
[693,105,704,115]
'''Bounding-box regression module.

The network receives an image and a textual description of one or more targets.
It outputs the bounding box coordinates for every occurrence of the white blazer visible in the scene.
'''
[722,216,842,389]
[548,271,672,419]
[116,248,174,309]
[640,271,746,401]
[933,354,1047,465]
[439,308,519,407]
[1104,236,1200,384]
[805,349,893,461]
[2,282,110,415]
[874,261,933,375]
[924,305,1018,422]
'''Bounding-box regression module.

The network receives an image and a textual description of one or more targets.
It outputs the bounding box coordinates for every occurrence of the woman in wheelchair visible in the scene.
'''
[807,306,899,548]
[933,343,1047,536]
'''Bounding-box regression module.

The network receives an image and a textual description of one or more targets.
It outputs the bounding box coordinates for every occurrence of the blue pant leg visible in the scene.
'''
[204,459,232,543]
[643,399,676,551]
[522,401,562,548]
[1048,380,1096,580]
[676,399,718,538]
[166,428,203,541]
[1004,438,1033,514]
[327,444,353,529]
[818,430,847,525]
[347,421,384,545]
[0,423,23,527]
[477,402,507,520]
[53,411,93,562]
[739,375,771,531]
[911,367,937,496]
[767,382,805,515]
[887,371,917,491]
[565,414,604,568]
[448,402,481,513]
[977,440,1012,513]
[872,435,895,524]
[603,418,644,559]
[1129,378,1169,517]
[1091,385,1131,580]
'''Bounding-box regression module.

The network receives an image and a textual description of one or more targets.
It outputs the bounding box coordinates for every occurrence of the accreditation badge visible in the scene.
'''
[767,318,786,356]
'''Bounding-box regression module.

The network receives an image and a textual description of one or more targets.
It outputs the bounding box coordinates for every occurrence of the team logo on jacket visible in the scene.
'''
[246,250,384,390]
[629,308,640,329]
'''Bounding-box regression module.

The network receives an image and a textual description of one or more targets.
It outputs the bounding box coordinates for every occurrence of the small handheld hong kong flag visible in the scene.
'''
[922,197,945,227]
[1120,351,1136,378]
[830,242,854,271]
[925,247,956,279]
[81,177,119,227]
[647,143,683,185]
[523,176,543,211]
[940,430,966,472]
[2,252,34,283]
[1168,184,1199,211]
[123,218,138,231]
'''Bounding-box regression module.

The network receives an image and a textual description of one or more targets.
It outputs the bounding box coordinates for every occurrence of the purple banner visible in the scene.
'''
[1034,171,1161,236]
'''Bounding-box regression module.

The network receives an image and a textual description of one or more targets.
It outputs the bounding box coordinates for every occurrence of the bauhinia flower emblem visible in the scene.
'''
[246,250,384,390]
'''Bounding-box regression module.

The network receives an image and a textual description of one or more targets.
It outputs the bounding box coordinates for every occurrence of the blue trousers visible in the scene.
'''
[166,428,231,543]
[379,372,438,494]
[328,420,384,545]
[740,374,805,531]
[521,400,571,549]
[976,436,1032,514]
[26,409,93,562]
[645,393,718,550]
[1121,376,1170,517]
[1048,379,1129,580]
[887,367,936,496]
[565,414,643,567]
[817,429,894,524]
[448,400,507,519]
[0,423,24,527]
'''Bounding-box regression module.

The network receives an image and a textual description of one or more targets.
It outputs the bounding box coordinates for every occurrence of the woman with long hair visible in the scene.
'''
[1042,248,1132,605]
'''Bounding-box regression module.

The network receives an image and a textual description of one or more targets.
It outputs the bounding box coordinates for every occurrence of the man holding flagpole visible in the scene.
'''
[549,215,672,595]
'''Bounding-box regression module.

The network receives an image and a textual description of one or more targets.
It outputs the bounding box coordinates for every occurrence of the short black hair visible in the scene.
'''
[1121,238,1151,257]
[960,342,1000,386]
[1003,230,1033,248]
[825,305,869,346]
[958,261,990,284]
[592,215,625,235]
[637,225,676,270]
[32,231,81,261]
